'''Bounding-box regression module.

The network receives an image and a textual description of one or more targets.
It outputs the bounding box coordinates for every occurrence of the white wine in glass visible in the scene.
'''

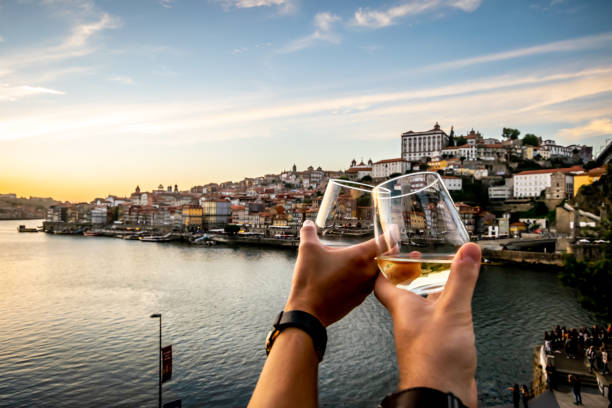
[373,172,470,295]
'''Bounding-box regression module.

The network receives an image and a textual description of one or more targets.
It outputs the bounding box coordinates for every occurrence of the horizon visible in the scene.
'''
[2,0,612,202]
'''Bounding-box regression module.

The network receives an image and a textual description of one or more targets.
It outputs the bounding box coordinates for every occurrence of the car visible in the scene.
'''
[578,239,591,244]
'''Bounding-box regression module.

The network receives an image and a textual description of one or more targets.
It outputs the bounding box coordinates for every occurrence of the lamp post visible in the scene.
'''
[150,313,162,408]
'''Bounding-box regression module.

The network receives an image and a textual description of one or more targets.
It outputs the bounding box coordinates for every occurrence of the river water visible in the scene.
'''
[0,220,597,407]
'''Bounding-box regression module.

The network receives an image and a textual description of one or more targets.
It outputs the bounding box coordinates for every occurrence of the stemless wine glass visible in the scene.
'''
[315,179,375,247]
[372,172,470,295]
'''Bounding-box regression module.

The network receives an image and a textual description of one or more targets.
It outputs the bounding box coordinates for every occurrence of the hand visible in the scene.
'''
[374,243,481,407]
[285,220,380,327]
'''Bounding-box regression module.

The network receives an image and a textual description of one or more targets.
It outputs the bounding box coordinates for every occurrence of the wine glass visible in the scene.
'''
[315,179,375,246]
[372,172,470,295]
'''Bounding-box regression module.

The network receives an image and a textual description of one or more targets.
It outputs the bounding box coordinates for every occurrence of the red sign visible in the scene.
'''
[162,345,172,383]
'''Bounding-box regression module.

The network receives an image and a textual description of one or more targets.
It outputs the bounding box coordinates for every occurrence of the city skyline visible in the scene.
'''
[1,0,612,202]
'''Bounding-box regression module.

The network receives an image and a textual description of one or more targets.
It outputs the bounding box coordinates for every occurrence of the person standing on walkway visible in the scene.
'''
[508,384,520,408]
[587,345,597,373]
[520,384,530,408]
[601,346,609,375]
[545,363,556,390]
[568,375,582,405]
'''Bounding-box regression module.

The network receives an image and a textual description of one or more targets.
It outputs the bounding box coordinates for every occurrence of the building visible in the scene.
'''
[555,203,601,235]
[345,159,372,180]
[401,122,449,162]
[544,171,574,200]
[572,166,606,196]
[488,185,512,200]
[441,176,462,191]
[512,166,582,198]
[455,202,480,236]
[477,144,505,161]
[200,199,231,227]
[540,140,572,159]
[182,205,203,231]
[372,158,409,179]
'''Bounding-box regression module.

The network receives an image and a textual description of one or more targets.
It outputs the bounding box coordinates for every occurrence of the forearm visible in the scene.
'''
[249,328,319,408]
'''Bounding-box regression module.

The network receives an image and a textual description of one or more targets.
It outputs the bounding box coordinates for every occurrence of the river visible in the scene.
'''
[0,220,597,407]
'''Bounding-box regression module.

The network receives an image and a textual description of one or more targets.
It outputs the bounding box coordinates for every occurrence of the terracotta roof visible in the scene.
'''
[515,165,583,176]
[373,158,407,164]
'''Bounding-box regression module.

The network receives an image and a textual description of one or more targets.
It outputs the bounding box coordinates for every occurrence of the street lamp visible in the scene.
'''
[150,313,162,408]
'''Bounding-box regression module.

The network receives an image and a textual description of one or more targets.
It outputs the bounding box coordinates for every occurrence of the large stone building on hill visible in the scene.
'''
[401,122,450,162]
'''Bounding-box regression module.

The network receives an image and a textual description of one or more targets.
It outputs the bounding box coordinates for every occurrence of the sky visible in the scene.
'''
[1,0,612,202]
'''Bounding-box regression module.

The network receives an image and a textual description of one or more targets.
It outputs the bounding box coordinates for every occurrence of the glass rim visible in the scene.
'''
[372,171,445,199]
[327,178,375,193]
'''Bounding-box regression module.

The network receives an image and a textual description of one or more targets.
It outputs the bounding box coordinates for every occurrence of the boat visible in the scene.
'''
[140,233,174,242]
[83,231,99,237]
[17,225,38,233]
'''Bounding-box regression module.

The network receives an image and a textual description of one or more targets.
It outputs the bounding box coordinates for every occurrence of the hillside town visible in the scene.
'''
[34,123,608,241]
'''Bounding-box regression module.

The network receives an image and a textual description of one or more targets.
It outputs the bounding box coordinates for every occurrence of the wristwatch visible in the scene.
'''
[265,310,327,362]
[379,387,467,408]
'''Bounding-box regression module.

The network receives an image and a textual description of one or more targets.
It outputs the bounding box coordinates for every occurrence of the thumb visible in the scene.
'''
[439,243,481,310]
[299,220,319,244]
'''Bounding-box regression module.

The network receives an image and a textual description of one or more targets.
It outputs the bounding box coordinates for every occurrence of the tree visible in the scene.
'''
[360,175,372,183]
[584,160,598,170]
[448,126,455,147]
[502,127,520,140]
[522,133,539,146]
[455,136,467,146]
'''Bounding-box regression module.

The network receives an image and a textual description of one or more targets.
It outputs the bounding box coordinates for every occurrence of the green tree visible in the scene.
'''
[522,133,539,146]
[360,175,372,183]
[502,127,520,140]
[455,136,467,146]
[584,160,598,170]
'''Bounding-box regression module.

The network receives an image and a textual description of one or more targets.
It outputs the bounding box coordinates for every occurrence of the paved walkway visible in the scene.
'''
[495,387,609,408]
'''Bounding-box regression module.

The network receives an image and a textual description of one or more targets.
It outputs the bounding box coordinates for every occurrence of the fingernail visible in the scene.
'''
[460,243,481,263]
[303,220,315,227]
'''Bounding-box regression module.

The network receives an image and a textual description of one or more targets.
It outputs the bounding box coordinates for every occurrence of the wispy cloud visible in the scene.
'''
[109,75,135,85]
[279,12,341,53]
[0,35,4,43]
[159,0,176,8]
[557,118,612,141]
[217,0,295,13]
[0,13,120,70]
[430,32,612,70]
[352,0,482,28]
[2,64,611,144]
[232,47,248,56]
[0,85,65,102]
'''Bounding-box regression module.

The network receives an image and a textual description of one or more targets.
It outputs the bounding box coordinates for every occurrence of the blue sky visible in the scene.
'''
[1,0,612,201]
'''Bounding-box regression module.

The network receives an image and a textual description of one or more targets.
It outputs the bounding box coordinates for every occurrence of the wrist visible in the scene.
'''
[284,299,324,327]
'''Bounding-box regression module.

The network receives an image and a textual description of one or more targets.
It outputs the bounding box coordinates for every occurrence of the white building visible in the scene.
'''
[488,185,512,200]
[541,140,572,158]
[91,206,108,224]
[346,159,372,180]
[401,122,449,162]
[513,166,582,198]
[442,176,462,191]
[372,158,410,179]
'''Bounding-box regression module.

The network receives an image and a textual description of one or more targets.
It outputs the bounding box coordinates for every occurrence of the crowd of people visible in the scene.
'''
[544,324,610,374]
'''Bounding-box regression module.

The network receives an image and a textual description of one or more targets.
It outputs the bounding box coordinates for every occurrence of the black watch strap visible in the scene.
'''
[265,310,327,362]
[379,387,467,408]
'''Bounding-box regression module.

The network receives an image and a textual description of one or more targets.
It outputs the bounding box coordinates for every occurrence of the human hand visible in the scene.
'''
[374,243,481,407]
[284,220,380,327]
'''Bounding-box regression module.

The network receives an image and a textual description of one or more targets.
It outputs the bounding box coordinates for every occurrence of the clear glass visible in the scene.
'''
[315,179,375,247]
[372,172,470,295]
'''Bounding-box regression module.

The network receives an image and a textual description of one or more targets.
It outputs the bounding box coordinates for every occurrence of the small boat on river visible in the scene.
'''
[17,225,38,233]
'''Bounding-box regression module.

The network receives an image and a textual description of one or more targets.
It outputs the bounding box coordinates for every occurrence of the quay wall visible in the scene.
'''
[482,248,564,267]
